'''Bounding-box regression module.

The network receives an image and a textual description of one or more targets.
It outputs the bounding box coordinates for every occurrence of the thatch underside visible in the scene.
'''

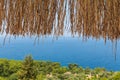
[0,0,120,41]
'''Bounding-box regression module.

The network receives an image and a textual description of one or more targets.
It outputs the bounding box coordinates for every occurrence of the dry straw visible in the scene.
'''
[0,0,120,41]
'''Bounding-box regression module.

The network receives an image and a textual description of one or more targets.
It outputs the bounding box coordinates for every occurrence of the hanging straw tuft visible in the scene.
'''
[0,0,119,41]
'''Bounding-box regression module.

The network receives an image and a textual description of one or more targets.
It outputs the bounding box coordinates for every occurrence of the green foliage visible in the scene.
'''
[110,72,120,80]
[85,67,91,74]
[94,67,106,74]
[0,77,7,80]
[52,67,68,74]
[36,74,45,80]
[9,60,22,74]
[0,59,11,77]
[17,55,37,80]
[100,77,108,80]
[8,73,18,80]
[68,63,79,70]
[0,56,119,80]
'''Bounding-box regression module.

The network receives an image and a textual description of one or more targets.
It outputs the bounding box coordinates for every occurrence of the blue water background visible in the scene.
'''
[0,35,120,71]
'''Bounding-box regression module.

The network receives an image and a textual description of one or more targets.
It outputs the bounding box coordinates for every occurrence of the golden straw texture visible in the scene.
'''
[0,0,119,41]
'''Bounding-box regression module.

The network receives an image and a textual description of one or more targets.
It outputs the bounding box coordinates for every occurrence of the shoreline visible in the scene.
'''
[0,55,120,80]
[0,58,118,72]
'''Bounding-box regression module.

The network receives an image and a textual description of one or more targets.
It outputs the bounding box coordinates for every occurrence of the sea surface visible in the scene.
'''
[0,35,120,71]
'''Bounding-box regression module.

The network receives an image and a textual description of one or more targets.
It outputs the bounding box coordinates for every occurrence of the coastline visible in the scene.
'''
[0,56,119,80]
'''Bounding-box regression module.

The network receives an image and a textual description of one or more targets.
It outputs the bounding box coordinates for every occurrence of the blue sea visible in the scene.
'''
[0,35,120,71]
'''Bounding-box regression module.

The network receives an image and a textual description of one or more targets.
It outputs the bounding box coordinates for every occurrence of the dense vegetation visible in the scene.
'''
[0,55,120,80]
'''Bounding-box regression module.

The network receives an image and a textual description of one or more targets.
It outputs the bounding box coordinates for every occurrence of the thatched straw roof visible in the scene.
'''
[0,0,120,41]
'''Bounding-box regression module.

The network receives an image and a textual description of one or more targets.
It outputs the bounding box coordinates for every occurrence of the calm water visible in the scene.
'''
[0,35,120,71]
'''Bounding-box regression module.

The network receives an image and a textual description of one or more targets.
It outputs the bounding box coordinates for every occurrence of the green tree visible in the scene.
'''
[17,55,37,80]
[68,63,79,70]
